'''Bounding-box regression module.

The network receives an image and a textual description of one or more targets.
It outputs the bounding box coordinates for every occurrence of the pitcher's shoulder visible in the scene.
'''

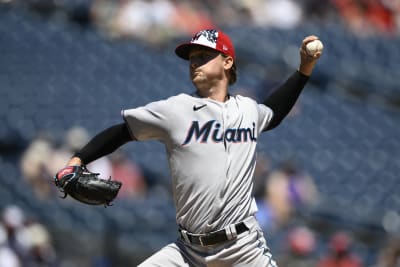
[167,93,194,103]
[232,94,259,106]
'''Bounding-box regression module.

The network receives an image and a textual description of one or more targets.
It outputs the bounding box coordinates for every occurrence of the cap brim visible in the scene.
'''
[175,43,214,60]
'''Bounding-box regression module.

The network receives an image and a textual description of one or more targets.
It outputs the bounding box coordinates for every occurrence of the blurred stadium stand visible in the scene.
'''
[1,3,400,266]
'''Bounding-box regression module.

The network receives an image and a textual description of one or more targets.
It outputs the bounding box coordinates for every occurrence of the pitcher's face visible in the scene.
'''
[189,47,225,87]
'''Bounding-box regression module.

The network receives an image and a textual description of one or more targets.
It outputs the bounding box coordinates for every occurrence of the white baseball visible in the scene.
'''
[306,39,323,56]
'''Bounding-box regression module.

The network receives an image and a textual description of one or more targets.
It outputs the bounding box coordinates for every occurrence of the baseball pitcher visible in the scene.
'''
[55,29,322,266]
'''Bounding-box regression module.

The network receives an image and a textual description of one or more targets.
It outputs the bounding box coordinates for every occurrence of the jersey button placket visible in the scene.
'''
[221,104,228,149]
[223,102,233,150]
[221,104,230,179]
[224,103,230,121]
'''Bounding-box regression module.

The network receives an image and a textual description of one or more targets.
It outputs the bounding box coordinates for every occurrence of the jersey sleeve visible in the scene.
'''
[122,99,172,142]
[257,103,274,133]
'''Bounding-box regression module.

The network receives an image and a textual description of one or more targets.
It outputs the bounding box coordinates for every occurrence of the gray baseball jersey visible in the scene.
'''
[123,93,273,234]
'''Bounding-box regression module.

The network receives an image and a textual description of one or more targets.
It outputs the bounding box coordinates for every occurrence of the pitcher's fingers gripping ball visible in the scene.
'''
[300,35,323,60]
[306,39,324,56]
[54,165,122,206]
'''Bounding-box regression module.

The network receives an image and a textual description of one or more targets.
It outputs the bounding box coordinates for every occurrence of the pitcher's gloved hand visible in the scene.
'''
[54,165,122,206]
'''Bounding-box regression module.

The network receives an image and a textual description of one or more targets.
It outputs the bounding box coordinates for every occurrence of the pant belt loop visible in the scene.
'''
[225,223,237,240]
[180,229,191,244]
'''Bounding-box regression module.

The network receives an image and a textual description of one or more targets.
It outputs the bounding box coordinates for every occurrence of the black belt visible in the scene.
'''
[179,222,249,247]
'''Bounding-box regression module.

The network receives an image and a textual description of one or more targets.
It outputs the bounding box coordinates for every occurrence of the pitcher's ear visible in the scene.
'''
[222,55,234,70]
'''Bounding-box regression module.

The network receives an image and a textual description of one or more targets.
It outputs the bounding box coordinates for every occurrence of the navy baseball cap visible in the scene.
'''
[175,29,235,60]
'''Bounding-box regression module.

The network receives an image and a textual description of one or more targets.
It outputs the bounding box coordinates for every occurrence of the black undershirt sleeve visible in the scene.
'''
[73,123,133,165]
[263,71,309,131]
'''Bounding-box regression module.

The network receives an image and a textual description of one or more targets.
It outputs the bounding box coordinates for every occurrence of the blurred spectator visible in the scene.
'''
[318,231,364,267]
[169,0,214,35]
[109,150,147,199]
[21,126,113,199]
[9,0,400,36]
[240,0,303,29]
[91,0,215,45]
[278,225,318,267]
[109,0,177,43]
[1,205,25,258]
[301,0,338,22]
[382,0,400,34]
[375,236,400,267]
[257,160,319,230]
[64,0,93,27]
[20,135,55,199]
[1,205,58,267]
[89,0,119,36]
[18,0,93,27]
[364,0,396,34]
[25,0,57,17]
[16,220,58,266]
[0,222,21,267]
[200,0,252,27]
[331,0,397,36]
[49,126,113,181]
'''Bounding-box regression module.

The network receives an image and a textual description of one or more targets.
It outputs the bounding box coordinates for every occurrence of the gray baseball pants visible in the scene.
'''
[138,216,278,267]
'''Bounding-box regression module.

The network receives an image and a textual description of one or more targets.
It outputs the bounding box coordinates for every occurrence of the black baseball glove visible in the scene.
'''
[54,165,122,206]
